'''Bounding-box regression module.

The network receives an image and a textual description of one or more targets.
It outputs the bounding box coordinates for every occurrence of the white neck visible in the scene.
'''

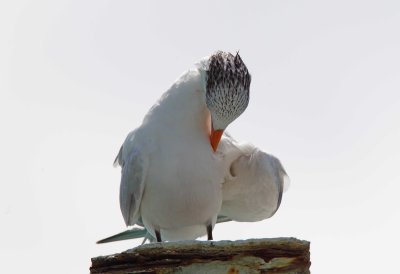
[142,68,211,137]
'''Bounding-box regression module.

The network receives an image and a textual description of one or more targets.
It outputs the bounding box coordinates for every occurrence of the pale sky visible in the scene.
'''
[1,1,400,273]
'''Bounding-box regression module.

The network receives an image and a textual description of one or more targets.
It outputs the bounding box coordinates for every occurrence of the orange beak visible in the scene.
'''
[210,128,224,152]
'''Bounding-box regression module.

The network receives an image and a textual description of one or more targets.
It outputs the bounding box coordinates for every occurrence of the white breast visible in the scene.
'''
[137,69,225,241]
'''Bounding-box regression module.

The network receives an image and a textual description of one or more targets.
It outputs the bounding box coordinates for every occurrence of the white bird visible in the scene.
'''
[98,133,289,244]
[114,51,251,242]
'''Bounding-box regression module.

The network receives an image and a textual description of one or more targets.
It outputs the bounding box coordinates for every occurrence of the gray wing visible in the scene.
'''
[116,136,148,227]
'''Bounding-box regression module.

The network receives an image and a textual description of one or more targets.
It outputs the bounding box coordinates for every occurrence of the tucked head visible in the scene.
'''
[205,51,251,151]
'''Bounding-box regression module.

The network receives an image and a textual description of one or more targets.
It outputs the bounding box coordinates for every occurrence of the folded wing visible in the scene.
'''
[116,131,149,226]
[220,135,289,222]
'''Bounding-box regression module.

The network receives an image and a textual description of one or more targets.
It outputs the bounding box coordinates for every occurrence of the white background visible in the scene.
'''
[1,1,399,273]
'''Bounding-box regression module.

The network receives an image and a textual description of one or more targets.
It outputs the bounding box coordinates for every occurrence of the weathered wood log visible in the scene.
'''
[91,237,310,274]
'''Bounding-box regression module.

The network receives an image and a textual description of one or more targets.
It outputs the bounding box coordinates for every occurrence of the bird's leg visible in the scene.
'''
[155,229,162,242]
[207,224,213,241]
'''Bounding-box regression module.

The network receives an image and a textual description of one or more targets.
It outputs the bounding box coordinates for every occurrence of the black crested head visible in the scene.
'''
[205,51,251,130]
[206,51,251,94]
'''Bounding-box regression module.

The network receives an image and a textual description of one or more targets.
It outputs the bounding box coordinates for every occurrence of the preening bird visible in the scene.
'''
[114,51,251,242]
[97,133,289,244]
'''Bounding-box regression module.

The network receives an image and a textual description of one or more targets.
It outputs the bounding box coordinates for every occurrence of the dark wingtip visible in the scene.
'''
[96,236,113,244]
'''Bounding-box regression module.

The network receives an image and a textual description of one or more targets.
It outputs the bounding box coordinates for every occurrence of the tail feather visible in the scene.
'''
[96,227,147,244]
[96,216,232,244]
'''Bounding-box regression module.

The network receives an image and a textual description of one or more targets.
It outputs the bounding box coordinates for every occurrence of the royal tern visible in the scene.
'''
[115,51,251,242]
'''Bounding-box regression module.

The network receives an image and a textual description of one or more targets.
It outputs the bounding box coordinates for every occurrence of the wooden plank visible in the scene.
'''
[91,238,310,274]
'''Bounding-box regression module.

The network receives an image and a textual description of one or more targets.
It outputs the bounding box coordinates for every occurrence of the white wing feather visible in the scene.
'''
[219,134,289,222]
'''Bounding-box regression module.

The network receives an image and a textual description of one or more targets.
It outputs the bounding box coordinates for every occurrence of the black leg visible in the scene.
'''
[155,230,162,242]
[207,224,213,241]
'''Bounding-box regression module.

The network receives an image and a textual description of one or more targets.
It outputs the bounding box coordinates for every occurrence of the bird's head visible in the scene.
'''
[204,51,251,152]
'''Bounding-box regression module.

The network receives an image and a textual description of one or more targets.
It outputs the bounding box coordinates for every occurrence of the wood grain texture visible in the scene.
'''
[91,237,310,274]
